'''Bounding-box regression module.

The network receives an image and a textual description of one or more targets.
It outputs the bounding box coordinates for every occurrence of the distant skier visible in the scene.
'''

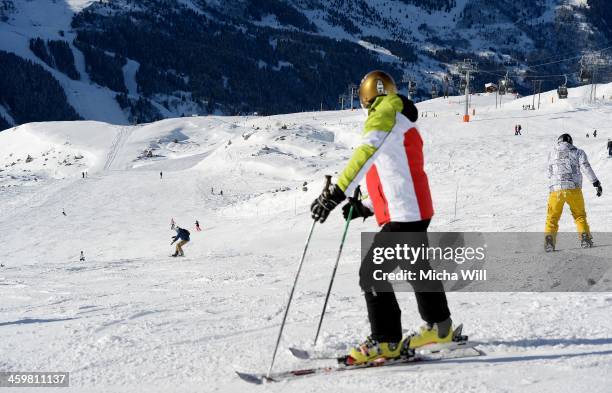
[170,217,176,230]
[517,124,522,135]
[195,220,201,231]
[62,209,67,216]
[220,190,223,196]
[171,226,190,257]
[514,125,518,135]
[82,172,85,179]
[593,130,597,138]
[545,133,602,251]
[310,70,455,365]
[160,171,163,180]
[608,139,612,157]
[80,251,85,262]
[586,132,590,138]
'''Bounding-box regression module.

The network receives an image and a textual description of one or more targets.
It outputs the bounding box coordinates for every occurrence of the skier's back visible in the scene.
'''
[545,134,602,250]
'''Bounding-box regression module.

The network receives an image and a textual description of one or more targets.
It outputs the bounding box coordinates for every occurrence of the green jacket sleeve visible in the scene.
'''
[336,94,403,194]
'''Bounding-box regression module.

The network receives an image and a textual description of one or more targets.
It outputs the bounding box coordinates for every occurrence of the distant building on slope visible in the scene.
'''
[485,83,498,93]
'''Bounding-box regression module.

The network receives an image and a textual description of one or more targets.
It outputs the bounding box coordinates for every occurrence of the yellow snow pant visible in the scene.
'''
[175,240,188,255]
[545,188,590,240]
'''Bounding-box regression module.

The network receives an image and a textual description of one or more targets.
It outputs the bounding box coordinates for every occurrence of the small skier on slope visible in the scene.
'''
[171,226,190,257]
[545,133,602,251]
[310,70,456,365]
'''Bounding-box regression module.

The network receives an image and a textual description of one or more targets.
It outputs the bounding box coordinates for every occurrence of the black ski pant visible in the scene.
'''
[359,220,450,343]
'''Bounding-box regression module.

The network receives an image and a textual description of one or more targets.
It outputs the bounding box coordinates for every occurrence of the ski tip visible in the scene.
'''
[235,371,264,385]
[289,347,310,360]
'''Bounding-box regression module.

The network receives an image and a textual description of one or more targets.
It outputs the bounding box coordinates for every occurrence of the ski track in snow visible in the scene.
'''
[104,127,132,171]
[0,84,611,392]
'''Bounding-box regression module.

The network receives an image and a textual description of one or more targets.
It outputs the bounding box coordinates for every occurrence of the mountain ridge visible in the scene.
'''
[0,0,610,129]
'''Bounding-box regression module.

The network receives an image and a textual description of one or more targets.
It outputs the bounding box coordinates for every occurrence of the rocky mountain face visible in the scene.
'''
[0,0,610,129]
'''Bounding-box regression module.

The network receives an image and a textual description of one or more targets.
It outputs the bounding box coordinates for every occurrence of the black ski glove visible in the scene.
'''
[342,198,373,221]
[399,95,418,122]
[593,181,602,197]
[310,183,346,223]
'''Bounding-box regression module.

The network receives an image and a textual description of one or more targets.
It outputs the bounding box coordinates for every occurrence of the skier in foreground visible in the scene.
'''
[545,133,602,251]
[171,226,190,257]
[310,70,454,365]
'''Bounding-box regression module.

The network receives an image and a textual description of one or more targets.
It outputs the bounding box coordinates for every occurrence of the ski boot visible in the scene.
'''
[545,235,555,252]
[580,233,593,248]
[401,318,467,353]
[171,252,179,257]
[342,336,402,366]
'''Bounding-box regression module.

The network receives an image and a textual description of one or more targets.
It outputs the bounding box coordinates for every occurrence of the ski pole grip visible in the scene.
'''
[323,175,332,190]
[351,185,361,201]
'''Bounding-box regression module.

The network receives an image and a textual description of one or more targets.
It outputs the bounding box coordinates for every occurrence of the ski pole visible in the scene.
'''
[266,175,331,379]
[313,186,360,346]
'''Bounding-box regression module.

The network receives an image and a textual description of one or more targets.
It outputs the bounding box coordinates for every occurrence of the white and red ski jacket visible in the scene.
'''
[337,94,433,226]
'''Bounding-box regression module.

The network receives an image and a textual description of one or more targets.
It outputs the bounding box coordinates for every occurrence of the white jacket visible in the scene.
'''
[547,142,598,191]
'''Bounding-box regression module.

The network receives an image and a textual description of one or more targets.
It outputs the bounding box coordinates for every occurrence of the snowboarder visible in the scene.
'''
[160,171,163,180]
[80,251,85,262]
[195,220,201,231]
[310,70,454,365]
[171,226,190,257]
[608,139,612,157]
[545,133,602,251]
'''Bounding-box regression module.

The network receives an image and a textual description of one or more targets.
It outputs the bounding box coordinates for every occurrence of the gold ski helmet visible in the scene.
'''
[358,70,397,109]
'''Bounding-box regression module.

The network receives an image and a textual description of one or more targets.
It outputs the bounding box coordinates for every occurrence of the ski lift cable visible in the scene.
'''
[453,58,612,84]
[525,44,612,69]
[522,71,581,79]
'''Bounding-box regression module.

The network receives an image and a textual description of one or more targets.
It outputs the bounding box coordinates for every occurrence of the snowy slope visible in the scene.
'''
[1,84,612,392]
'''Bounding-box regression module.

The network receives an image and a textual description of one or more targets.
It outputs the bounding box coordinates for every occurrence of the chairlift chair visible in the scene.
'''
[557,75,568,99]
[579,68,592,83]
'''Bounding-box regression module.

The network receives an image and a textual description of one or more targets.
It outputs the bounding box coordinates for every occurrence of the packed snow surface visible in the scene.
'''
[1,84,611,392]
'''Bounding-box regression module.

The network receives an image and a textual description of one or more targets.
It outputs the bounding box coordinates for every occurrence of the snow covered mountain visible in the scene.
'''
[1,83,611,392]
[1,0,611,130]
